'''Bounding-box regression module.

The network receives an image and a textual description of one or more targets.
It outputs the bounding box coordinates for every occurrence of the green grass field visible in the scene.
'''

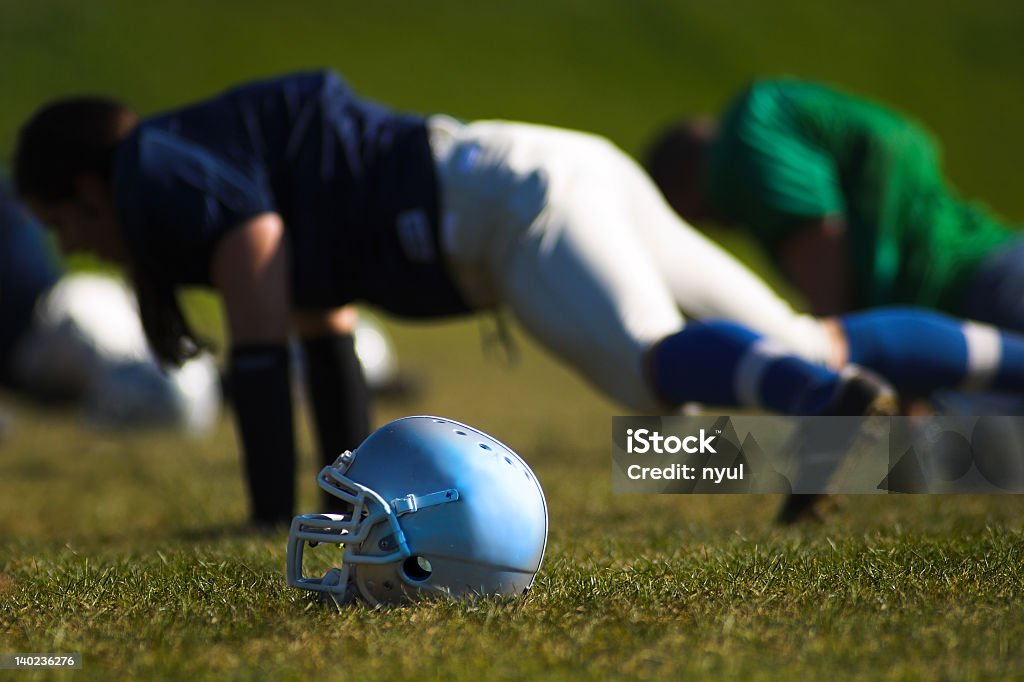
[3,322,1024,680]
[2,1,1024,679]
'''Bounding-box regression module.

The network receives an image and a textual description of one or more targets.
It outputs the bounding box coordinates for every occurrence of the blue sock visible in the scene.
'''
[650,321,840,414]
[842,307,1024,394]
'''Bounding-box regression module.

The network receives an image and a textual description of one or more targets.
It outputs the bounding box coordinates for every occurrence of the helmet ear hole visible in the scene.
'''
[402,555,433,581]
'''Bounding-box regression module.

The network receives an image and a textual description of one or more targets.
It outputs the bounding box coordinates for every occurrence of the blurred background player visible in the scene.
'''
[0,177,221,433]
[645,77,1024,413]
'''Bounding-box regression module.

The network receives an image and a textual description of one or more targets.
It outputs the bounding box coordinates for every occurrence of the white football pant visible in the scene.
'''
[429,116,832,410]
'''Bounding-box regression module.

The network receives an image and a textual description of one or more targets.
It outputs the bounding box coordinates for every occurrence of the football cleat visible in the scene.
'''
[776,365,898,525]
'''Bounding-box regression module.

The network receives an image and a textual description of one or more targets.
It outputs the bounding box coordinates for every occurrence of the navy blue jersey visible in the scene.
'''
[0,179,60,374]
[113,70,470,316]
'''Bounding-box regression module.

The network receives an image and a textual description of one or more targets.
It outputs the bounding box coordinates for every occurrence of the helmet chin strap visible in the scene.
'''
[390,488,460,516]
[319,568,361,608]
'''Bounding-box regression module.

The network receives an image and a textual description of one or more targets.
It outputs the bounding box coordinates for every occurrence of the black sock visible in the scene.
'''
[300,334,371,512]
[228,344,296,525]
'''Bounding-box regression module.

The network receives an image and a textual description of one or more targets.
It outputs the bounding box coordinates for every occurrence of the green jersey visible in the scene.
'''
[707,78,1014,310]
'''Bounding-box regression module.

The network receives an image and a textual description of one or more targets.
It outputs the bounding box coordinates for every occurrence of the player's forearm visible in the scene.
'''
[776,216,852,316]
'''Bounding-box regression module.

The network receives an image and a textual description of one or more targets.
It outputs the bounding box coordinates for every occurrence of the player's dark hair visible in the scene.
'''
[643,118,716,197]
[13,96,139,203]
[15,97,207,366]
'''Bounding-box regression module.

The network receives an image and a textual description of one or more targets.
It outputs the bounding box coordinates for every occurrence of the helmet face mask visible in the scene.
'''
[287,416,548,606]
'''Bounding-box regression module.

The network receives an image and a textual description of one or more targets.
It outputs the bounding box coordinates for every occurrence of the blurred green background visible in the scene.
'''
[2,0,1023,205]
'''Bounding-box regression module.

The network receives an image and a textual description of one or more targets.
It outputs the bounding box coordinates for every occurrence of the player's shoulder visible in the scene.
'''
[220,68,351,104]
[732,77,829,112]
[111,126,219,228]
[722,77,853,140]
[139,68,350,136]
[113,126,192,188]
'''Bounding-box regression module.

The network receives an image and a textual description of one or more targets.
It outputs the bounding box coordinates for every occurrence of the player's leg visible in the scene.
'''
[497,221,857,413]
[435,119,888,414]
[931,240,1024,414]
[837,307,1024,396]
[293,305,371,511]
[598,141,837,366]
[959,240,1024,334]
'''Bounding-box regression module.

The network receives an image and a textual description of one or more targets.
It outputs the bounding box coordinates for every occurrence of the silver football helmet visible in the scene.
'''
[287,416,548,606]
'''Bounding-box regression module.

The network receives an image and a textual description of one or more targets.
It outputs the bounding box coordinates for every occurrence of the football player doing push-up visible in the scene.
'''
[16,71,1024,525]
